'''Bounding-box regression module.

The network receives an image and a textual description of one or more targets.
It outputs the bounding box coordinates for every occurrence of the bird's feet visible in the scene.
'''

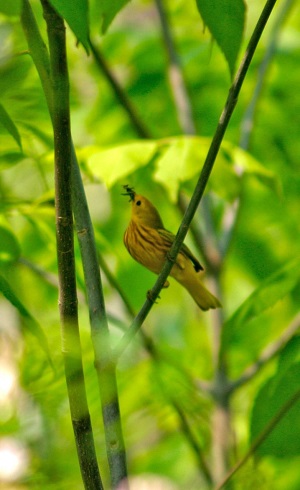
[147,281,169,303]
[166,251,176,264]
[147,289,160,304]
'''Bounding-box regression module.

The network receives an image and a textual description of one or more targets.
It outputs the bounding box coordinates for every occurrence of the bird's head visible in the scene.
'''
[122,185,164,229]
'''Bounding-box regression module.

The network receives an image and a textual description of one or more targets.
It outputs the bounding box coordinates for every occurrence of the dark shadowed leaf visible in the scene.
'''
[222,258,300,347]
[251,364,300,457]
[49,0,89,52]
[195,0,246,77]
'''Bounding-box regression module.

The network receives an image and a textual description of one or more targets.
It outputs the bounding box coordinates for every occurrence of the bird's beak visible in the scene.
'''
[122,185,136,202]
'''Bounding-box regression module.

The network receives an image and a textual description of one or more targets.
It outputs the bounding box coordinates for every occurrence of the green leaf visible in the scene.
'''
[48,0,89,52]
[277,336,300,379]
[251,364,300,458]
[0,275,53,367]
[154,136,208,202]
[84,137,278,202]
[195,0,246,77]
[0,103,22,150]
[0,1,20,16]
[154,136,278,202]
[86,141,158,187]
[221,141,281,197]
[0,226,21,264]
[96,0,131,34]
[222,258,300,347]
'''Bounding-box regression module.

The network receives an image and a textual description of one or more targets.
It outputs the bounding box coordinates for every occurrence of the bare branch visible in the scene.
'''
[89,38,151,139]
[154,0,196,134]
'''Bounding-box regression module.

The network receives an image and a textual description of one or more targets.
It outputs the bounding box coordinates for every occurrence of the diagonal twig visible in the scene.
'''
[214,387,300,490]
[114,0,278,359]
[88,38,151,139]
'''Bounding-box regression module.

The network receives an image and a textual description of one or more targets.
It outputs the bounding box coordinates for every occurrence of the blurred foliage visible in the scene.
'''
[0,0,300,489]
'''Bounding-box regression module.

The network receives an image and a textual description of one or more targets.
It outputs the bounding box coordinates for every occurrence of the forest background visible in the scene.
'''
[0,0,300,489]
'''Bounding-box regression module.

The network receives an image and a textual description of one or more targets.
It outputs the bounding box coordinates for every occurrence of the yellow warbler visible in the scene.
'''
[123,186,221,311]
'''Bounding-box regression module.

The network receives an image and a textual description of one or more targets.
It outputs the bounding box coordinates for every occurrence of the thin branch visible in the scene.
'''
[229,313,300,392]
[114,0,278,358]
[214,388,300,490]
[172,398,213,486]
[154,0,196,134]
[88,38,151,139]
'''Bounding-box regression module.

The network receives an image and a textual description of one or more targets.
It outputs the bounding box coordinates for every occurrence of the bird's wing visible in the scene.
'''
[157,228,204,272]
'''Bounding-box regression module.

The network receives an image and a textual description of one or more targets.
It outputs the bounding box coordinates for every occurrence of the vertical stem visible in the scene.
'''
[22,2,128,486]
[39,1,103,488]
[72,150,128,489]
[154,0,196,134]
[211,395,231,483]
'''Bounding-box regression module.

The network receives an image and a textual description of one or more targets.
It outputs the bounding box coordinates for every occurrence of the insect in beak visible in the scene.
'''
[122,184,136,202]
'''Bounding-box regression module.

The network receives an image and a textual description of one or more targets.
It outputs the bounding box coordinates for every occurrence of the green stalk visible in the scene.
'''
[21,1,128,486]
[21,1,103,488]
[71,152,128,489]
[40,2,103,488]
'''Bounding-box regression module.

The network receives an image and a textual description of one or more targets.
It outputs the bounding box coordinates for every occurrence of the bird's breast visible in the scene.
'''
[124,221,167,274]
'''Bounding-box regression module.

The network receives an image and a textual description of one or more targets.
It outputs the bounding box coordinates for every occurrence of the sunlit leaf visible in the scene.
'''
[86,141,157,187]
[251,364,300,457]
[154,136,278,202]
[49,0,89,52]
[85,136,279,203]
[195,0,246,77]
[222,258,300,347]
[0,103,22,150]
[154,136,208,202]
[0,275,53,366]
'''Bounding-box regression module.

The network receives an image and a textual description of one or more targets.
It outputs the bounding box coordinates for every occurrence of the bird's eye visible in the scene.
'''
[136,200,141,206]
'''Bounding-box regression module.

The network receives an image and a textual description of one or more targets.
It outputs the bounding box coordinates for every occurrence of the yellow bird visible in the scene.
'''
[123,186,221,311]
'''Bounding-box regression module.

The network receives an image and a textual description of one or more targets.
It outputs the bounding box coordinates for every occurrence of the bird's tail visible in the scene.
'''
[178,274,221,311]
